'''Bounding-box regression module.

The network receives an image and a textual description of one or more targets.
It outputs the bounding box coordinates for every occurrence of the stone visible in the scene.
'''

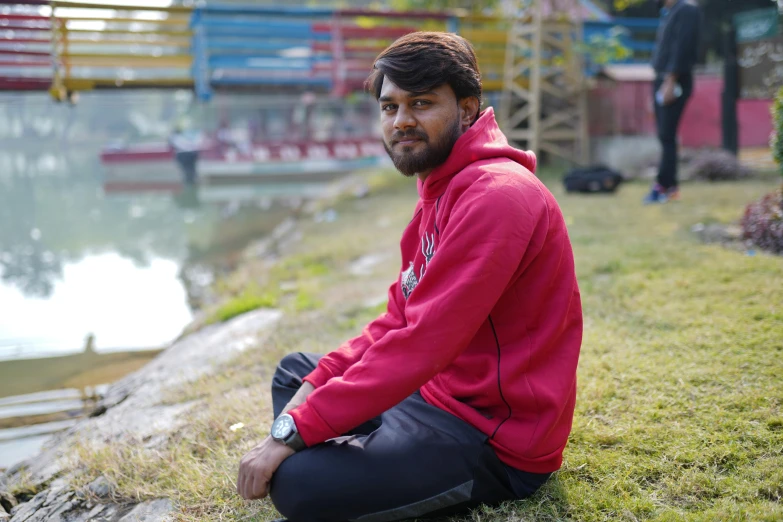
[84,504,106,518]
[43,483,70,507]
[37,499,76,522]
[9,490,46,520]
[66,503,125,522]
[0,489,16,513]
[118,499,173,521]
[87,477,112,499]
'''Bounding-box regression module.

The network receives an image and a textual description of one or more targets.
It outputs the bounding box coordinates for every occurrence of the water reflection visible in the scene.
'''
[0,90,374,470]
[0,254,189,359]
[0,145,307,360]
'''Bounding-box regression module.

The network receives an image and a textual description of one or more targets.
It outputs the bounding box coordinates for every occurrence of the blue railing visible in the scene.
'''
[190,6,337,101]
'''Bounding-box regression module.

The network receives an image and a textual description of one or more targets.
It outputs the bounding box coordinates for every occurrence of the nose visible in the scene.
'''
[393,106,416,131]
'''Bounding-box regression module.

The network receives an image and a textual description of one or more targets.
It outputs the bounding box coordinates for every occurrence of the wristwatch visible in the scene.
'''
[270,413,306,451]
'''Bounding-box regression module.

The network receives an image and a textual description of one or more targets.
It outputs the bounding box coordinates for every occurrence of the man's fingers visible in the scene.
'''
[238,464,253,500]
[238,466,269,500]
[238,468,248,499]
[250,474,269,500]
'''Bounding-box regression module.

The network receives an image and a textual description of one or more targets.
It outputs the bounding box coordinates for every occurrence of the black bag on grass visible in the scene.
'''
[563,165,624,194]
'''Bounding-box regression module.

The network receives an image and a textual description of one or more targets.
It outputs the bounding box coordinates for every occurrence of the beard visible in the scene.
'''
[383,118,461,177]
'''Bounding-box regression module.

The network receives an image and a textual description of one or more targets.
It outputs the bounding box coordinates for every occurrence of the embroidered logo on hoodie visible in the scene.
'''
[401,231,436,299]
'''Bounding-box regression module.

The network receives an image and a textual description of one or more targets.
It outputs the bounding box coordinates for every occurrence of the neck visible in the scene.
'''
[417,169,433,183]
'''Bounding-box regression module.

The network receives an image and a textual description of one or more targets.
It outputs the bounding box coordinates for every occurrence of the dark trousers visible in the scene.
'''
[269,353,550,522]
[653,73,693,190]
[174,150,198,185]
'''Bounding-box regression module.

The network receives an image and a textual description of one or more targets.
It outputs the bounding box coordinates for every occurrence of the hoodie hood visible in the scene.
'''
[417,107,537,200]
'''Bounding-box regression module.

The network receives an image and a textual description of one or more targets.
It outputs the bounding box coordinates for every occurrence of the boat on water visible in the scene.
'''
[99,94,390,195]
[100,136,389,194]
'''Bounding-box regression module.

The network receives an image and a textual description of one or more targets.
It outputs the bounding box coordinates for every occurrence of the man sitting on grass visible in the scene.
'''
[237,32,583,521]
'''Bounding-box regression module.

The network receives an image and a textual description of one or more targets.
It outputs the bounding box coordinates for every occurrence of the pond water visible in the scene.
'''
[0,90,356,470]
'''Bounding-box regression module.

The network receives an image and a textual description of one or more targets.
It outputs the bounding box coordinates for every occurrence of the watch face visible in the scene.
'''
[272,415,294,439]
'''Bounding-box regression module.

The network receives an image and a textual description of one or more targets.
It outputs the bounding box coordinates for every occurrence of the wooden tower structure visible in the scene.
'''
[500,0,590,165]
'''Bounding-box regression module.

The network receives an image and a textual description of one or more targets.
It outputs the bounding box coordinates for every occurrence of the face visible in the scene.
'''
[378,79,478,179]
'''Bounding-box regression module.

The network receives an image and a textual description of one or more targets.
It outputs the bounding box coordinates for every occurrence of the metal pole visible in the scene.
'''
[721,27,739,155]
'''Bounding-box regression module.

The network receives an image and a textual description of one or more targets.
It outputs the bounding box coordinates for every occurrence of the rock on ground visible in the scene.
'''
[0,309,282,522]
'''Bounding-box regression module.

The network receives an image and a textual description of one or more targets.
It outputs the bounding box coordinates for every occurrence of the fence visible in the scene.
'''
[0,0,52,90]
[0,1,658,100]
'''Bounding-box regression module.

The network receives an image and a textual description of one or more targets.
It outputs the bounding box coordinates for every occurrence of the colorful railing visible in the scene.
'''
[49,0,192,100]
[190,6,458,101]
[0,1,658,100]
[0,0,52,91]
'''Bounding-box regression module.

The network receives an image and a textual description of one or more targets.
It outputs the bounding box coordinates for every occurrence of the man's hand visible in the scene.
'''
[237,436,295,500]
[660,76,679,106]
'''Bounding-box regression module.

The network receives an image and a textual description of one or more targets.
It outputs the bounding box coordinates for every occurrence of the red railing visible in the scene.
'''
[0,1,53,91]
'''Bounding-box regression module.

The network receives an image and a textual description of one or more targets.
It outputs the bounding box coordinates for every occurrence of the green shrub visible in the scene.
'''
[770,86,783,177]
[688,149,753,181]
[741,187,783,254]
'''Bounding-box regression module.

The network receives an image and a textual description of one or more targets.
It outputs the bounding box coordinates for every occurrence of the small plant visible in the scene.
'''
[741,187,783,254]
[688,149,753,181]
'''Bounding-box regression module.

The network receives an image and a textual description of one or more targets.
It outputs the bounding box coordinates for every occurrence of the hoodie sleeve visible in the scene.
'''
[291,181,546,446]
[302,277,407,388]
[665,5,701,76]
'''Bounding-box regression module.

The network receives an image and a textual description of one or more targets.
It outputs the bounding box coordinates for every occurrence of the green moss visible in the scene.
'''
[293,289,323,312]
[208,290,278,324]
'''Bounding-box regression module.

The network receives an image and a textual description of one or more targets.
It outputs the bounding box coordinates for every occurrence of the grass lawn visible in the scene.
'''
[68,168,783,521]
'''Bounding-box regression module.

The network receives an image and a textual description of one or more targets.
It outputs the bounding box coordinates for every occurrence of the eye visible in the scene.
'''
[413,100,431,107]
[381,104,397,112]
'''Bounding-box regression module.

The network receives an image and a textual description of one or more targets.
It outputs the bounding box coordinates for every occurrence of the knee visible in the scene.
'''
[277,352,304,371]
[272,352,307,385]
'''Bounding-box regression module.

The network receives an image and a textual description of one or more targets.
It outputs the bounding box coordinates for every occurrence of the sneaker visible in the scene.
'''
[665,186,680,201]
[643,184,668,204]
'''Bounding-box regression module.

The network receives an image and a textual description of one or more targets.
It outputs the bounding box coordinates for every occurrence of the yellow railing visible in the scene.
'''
[459,17,511,92]
[50,0,193,100]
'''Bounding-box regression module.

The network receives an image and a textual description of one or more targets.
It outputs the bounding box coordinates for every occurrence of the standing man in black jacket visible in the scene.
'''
[645,0,702,204]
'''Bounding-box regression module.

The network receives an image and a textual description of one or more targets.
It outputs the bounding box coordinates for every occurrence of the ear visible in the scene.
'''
[459,97,480,131]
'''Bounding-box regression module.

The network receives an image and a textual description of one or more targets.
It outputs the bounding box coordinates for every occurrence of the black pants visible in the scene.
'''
[269,353,550,522]
[653,74,693,190]
[175,150,198,185]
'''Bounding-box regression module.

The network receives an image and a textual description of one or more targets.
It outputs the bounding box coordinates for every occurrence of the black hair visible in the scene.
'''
[365,31,482,112]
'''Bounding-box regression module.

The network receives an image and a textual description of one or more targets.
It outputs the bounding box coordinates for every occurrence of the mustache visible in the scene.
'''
[390,129,428,144]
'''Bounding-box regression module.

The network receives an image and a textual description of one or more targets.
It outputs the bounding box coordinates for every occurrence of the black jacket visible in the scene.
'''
[651,0,702,76]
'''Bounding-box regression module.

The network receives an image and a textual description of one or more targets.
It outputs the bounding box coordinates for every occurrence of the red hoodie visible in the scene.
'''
[290,107,582,473]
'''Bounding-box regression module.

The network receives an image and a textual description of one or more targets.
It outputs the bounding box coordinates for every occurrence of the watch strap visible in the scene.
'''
[284,430,307,452]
